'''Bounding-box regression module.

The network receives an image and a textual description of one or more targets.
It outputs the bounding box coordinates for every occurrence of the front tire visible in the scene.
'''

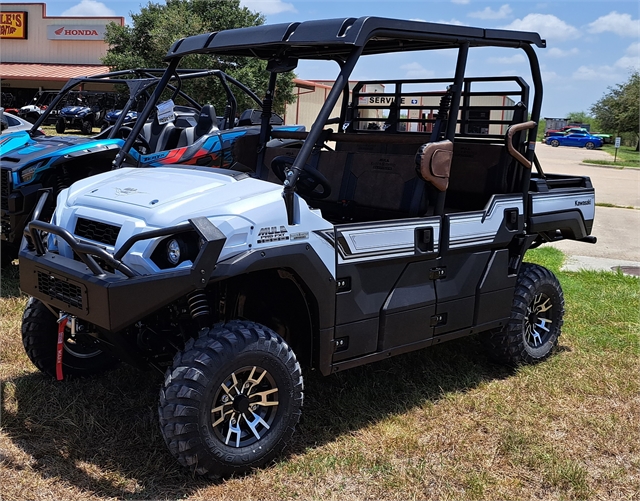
[485,263,564,366]
[1,241,18,268]
[550,139,560,147]
[585,141,595,150]
[159,320,303,477]
[55,118,65,134]
[21,297,119,379]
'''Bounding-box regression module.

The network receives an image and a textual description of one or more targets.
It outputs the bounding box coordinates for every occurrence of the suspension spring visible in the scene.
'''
[187,290,211,327]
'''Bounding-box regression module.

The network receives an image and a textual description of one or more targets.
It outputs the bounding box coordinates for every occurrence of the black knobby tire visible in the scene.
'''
[21,297,118,379]
[485,263,564,366]
[55,118,65,134]
[1,241,18,268]
[159,320,303,477]
[81,120,93,135]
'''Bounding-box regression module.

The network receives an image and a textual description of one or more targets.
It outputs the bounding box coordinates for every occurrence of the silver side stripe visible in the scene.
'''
[449,195,523,249]
[332,218,441,263]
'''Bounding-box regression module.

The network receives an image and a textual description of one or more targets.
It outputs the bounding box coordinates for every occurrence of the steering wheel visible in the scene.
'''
[116,126,151,155]
[271,155,331,199]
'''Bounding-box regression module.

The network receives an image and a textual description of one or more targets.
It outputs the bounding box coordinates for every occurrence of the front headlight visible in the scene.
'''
[151,232,200,269]
[166,239,182,265]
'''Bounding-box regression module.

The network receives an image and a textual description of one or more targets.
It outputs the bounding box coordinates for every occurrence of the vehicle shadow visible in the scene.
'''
[0,264,22,299]
[2,337,514,499]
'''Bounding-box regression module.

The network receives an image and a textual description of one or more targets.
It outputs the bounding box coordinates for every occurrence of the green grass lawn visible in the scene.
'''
[1,247,638,500]
[583,144,639,168]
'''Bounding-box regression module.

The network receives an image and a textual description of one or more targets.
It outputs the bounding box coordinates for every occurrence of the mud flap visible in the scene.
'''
[56,315,68,381]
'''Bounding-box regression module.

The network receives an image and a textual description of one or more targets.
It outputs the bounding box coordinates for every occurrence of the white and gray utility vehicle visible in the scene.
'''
[19,17,596,477]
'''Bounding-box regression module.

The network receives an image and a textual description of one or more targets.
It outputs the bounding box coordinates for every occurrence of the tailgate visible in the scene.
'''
[528,175,595,240]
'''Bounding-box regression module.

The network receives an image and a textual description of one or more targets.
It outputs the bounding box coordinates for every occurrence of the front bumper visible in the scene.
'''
[20,211,226,333]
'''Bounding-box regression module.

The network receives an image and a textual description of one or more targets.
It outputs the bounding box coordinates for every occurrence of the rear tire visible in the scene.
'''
[550,139,560,147]
[55,119,65,134]
[159,320,303,477]
[485,263,564,366]
[21,297,118,379]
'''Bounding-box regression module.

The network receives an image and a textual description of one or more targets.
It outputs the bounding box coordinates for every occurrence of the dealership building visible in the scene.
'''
[0,2,123,106]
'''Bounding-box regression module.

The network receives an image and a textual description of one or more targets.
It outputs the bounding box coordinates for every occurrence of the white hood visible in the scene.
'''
[64,167,284,227]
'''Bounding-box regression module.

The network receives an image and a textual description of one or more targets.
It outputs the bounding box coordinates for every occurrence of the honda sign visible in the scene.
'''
[47,25,106,41]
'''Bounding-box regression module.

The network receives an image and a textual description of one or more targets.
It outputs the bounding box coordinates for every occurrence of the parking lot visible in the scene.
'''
[535,143,640,265]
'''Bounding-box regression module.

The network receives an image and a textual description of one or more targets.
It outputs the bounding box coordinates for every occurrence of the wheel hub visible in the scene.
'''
[210,365,279,448]
[524,293,553,348]
[233,394,250,414]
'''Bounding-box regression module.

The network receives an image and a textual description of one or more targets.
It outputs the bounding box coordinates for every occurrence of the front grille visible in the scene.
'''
[1,168,10,211]
[37,271,83,309]
[74,217,121,246]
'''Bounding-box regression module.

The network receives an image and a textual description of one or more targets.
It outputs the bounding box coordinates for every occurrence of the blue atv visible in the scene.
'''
[55,92,108,135]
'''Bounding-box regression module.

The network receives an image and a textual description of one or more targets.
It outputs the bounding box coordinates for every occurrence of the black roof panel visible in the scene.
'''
[165,16,545,61]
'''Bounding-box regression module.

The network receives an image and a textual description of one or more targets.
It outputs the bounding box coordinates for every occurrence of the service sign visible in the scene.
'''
[47,24,106,41]
[0,11,27,39]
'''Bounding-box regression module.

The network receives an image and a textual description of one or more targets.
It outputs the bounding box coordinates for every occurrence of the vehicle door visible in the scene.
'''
[565,133,584,147]
[331,215,442,363]
[429,144,523,340]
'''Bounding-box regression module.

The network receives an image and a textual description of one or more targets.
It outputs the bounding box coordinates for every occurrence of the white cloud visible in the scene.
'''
[400,62,435,79]
[502,14,579,42]
[587,11,639,38]
[452,0,470,4]
[469,4,512,20]
[572,65,622,82]
[488,54,526,64]
[614,42,640,70]
[241,0,296,15]
[61,0,115,16]
[547,47,579,58]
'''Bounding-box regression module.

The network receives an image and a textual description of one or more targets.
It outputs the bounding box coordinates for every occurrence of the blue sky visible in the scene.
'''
[31,0,640,118]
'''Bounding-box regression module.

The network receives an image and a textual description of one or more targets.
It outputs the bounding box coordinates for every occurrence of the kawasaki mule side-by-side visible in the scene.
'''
[19,17,596,477]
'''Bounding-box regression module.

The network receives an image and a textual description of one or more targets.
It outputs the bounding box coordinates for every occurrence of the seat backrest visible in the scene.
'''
[445,141,510,211]
[173,104,219,149]
[194,104,218,139]
[263,146,428,221]
[142,119,176,153]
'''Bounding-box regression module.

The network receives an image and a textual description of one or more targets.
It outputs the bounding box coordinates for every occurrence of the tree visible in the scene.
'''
[102,0,295,115]
[590,71,639,149]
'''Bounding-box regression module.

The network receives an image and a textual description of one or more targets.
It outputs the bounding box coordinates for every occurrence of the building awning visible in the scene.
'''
[0,63,110,82]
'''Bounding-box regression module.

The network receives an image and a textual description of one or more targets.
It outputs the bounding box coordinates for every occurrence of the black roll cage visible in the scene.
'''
[160,16,546,224]
[111,67,264,168]
[29,68,264,167]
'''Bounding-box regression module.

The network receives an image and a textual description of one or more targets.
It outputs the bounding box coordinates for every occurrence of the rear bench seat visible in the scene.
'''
[257,132,517,222]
